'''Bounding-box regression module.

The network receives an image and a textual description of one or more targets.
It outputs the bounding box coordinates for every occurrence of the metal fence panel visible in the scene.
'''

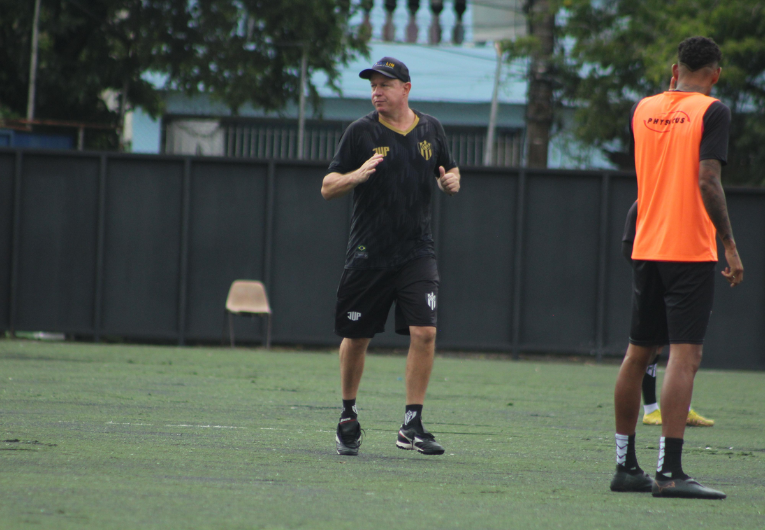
[16,154,100,333]
[703,193,765,370]
[184,160,270,342]
[603,177,639,352]
[437,170,518,348]
[269,164,349,344]
[0,153,14,330]
[520,174,602,351]
[100,158,184,338]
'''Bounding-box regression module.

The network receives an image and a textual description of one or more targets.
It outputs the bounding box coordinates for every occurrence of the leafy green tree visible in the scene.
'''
[516,0,557,169]
[558,0,765,185]
[149,0,368,114]
[0,0,156,147]
[0,0,368,147]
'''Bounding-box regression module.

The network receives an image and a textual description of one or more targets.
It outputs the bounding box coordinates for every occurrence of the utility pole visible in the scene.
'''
[119,78,129,151]
[484,42,504,166]
[26,0,42,122]
[474,0,527,166]
[297,46,308,160]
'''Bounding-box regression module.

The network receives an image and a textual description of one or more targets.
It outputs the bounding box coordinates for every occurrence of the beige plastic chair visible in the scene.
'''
[223,280,272,348]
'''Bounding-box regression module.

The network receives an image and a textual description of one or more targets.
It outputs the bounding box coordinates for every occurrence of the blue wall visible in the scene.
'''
[0,129,74,150]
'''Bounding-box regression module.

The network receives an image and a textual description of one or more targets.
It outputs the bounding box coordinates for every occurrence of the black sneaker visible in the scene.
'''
[610,466,654,492]
[652,474,726,499]
[396,422,444,455]
[336,418,362,456]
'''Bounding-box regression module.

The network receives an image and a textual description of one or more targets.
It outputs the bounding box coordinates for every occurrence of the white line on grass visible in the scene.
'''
[105,421,242,429]
[165,424,242,429]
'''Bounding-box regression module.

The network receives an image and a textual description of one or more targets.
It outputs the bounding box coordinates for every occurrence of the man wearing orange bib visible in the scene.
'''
[609,37,743,499]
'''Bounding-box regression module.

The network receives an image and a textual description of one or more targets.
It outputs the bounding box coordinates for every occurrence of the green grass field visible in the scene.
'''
[1,339,763,529]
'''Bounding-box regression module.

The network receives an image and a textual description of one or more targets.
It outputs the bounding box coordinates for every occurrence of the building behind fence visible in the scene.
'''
[164,118,524,167]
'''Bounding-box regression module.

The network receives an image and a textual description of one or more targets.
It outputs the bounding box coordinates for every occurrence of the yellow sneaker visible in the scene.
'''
[687,409,714,427]
[642,409,662,425]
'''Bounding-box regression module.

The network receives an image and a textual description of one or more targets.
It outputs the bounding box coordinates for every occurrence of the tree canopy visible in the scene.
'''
[557,0,765,185]
[148,0,368,114]
[0,0,368,146]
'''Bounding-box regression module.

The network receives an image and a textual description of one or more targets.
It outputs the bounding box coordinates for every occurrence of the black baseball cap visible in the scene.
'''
[359,57,411,83]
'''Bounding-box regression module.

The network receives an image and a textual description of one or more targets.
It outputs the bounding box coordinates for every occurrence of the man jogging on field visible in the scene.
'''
[321,57,460,456]
[610,36,743,499]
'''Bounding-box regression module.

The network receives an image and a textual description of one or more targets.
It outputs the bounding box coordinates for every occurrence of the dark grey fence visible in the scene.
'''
[1,148,763,370]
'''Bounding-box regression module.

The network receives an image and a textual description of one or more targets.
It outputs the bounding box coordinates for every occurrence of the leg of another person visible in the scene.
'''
[642,349,662,424]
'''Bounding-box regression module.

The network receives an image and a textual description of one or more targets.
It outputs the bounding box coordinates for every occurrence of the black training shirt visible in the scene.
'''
[622,200,638,243]
[328,110,457,269]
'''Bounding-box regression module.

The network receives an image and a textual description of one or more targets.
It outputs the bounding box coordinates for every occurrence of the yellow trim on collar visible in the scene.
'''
[378,114,419,136]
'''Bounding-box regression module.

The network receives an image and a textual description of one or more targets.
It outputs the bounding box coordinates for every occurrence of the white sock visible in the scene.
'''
[644,402,659,415]
[615,433,629,466]
[657,436,666,474]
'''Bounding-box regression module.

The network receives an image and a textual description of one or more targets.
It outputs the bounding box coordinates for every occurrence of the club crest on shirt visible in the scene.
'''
[373,146,390,157]
[418,140,432,160]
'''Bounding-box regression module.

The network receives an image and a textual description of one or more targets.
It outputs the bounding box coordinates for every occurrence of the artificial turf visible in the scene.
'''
[0,339,762,529]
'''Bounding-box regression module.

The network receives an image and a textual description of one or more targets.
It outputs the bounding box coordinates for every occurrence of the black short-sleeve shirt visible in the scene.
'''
[622,200,638,243]
[328,110,457,269]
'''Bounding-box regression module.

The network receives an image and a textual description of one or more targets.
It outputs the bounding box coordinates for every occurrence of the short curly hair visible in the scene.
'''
[678,36,722,71]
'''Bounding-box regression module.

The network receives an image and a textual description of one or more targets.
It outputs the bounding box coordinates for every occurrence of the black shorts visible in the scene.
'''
[630,260,716,346]
[334,257,439,338]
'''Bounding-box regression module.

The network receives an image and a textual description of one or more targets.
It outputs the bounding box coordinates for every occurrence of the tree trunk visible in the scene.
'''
[525,0,555,168]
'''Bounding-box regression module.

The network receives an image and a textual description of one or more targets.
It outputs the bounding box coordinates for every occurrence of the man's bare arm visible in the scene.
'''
[699,159,743,286]
[699,160,733,242]
[321,153,383,200]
